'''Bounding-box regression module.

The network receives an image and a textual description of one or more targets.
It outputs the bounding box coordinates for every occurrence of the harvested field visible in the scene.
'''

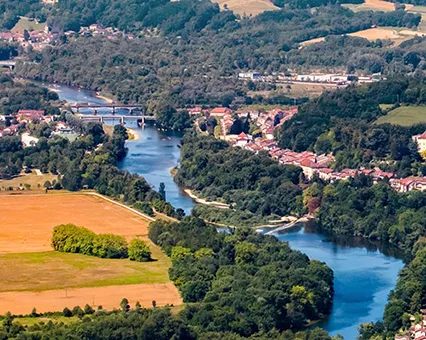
[343,0,413,12]
[300,27,420,47]
[248,82,340,99]
[374,106,426,126]
[0,194,151,254]
[0,282,181,315]
[0,193,182,315]
[212,0,279,16]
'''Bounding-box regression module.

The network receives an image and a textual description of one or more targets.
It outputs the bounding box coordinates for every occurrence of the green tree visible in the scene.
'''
[159,182,166,201]
[171,246,191,261]
[120,298,130,312]
[128,238,151,262]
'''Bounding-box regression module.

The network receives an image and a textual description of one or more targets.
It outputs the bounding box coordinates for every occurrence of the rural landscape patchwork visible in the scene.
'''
[5,0,426,339]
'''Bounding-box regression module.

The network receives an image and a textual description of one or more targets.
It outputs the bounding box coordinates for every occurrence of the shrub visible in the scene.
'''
[128,238,151,262]
[92,234,128,259]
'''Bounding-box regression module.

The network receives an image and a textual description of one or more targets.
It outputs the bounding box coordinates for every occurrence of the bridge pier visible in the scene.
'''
[100,116,103,123]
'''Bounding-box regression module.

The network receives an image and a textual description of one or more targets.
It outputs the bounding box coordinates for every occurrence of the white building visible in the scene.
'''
[238,72,260,80]
[413,131,426,153]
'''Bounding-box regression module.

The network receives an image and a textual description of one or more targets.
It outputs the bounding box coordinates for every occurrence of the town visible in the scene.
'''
[189,105,426,194]
[0,109,76,147]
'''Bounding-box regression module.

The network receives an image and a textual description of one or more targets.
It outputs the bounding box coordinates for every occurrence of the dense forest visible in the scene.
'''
[175,133,304,221]
[148,217,334,336]
[0,76,59,115]
[275,77,426,174]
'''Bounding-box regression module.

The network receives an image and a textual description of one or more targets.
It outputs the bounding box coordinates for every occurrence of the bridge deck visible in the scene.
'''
[72,104,143,108]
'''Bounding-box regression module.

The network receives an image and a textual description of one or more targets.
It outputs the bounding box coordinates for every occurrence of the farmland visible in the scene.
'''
[375,106,426,126]
[212,0,279,16]
[299,27,423,47]
[0,172,58,191]
[0,194,181,314]
[11,17,47,34]
[0,194,151,253]
[343,0,413,12]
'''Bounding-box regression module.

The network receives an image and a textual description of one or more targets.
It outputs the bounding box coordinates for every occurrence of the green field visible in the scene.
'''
[11,17,47,34]
[12,316,79,327]
[0,251,170,292]
[0,172,58,191]
[375,106,426,126]
[379,103,395,111]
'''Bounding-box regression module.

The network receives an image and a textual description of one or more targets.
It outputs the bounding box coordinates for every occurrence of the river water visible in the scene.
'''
[51,83,404,339]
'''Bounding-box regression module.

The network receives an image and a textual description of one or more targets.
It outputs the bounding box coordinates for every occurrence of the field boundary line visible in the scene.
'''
[84,192,156,222]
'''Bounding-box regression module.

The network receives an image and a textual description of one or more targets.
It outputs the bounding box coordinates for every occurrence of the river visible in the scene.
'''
[46,83,195,215]
[274,224,404,339]
[51,82,404,339]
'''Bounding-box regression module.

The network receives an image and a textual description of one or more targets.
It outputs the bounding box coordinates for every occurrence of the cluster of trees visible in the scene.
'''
[0,41,17,60]
[155,104,192,131]
[50,0,222,34]
[175,133,303,219]
[51,223,151,261]
[276,77,426,175]
[149,217,334,336]
[0,76,59,116]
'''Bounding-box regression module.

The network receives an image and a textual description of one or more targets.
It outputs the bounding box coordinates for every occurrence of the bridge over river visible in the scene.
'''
[71,103,144,114]
[76,113,155,125]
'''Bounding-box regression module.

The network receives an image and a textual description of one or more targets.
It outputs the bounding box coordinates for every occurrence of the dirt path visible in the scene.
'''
[0,282,182,315]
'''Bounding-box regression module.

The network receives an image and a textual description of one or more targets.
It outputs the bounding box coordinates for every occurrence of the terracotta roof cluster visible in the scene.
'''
[17,110,45,123]
[242,138,277,151]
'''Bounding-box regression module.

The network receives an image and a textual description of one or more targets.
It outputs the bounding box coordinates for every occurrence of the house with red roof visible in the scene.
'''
[210,107,231,117]
[236,132,249,147]
[17,110,45,123]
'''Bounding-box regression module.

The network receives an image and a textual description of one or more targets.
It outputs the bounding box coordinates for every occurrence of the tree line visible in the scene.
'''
[0,305,341,339]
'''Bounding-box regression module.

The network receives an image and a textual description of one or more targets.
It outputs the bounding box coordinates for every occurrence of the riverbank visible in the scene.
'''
[95,92,114,104]
[183,189,229,209]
